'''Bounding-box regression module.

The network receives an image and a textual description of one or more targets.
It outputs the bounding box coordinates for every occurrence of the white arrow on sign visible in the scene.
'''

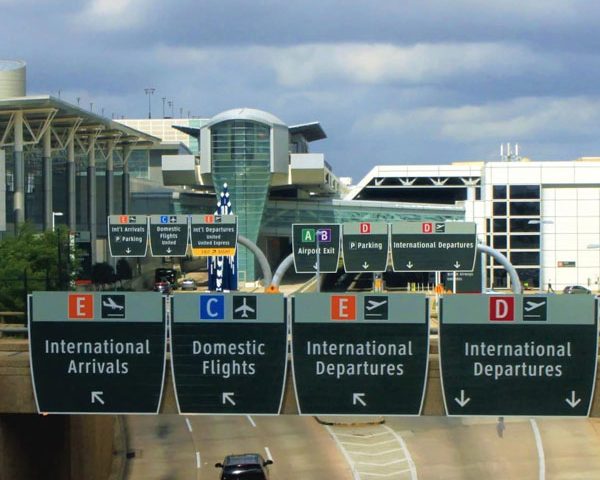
[565,390,581,408]
[454,389,470,407]
[454,261,461,268]
[353,393,367,406]
[91,391,105,405]
[125,248,131,254]
[222,392,236,406]
[406,261,414,269]
[312,262,318,270]
[166,247,172,253]
[362,262,370,270]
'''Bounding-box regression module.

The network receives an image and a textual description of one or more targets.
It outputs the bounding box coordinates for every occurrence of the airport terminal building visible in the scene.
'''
[2,59,600,289]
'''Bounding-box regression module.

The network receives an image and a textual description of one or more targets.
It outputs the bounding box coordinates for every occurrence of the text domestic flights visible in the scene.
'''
[149,215,189,257]
[292,224,341,273]
[108,215,148,257]
[170,293,287,415]
[342,222,389,272]
[292,293,429,415]
[439,294,598,416]
[391,221,477,272]
[29,292,167,414]
[190,215,237,256]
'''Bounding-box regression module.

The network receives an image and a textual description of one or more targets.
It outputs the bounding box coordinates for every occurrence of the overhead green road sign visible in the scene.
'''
[292,223,341,273]
[108,215,149,257]
[149,215,189,257]
[440,294,598,416]
[171,293,287,415]
[292,293,429,415]
[342,222,389,273]
[29,292,167,414]
[391,221,477,272]
[190,214,238,256]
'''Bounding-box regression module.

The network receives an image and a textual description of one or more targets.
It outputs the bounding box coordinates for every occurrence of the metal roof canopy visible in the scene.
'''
[289,122,326,142]
[0,95,159,149]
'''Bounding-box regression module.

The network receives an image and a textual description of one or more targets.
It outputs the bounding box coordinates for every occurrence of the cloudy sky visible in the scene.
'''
[2,0,600,180]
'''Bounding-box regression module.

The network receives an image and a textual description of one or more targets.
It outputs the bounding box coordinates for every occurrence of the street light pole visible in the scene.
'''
[144,88,156,119]
[52,211,63,232]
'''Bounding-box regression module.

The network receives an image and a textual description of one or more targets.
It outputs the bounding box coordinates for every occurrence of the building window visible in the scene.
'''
[510,218,540,233]
[509,201,540,216]
[493,219,507,232]
[510,251,540,265]
[493,202,507,216]
[516,268,540,288]
[493,235,507,249]
[510,235,540,249]
[493,185,507,199]
[510,185,540,199]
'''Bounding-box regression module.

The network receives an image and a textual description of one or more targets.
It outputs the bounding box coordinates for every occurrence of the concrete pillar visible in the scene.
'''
[67,137,76,232]
[88,137,97,264]
[43,127,53,231]
[121,145,130,214]
[0,149,5,232]
[105,141,115,217]
[13,110,24,226]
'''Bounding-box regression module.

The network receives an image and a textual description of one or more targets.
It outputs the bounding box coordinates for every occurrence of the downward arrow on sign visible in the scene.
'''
[362,262,370,270]
[454,389,470,407]
[565,390,581,408]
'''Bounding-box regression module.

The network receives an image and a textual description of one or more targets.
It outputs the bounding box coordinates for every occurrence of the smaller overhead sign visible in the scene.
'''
[391,221,477,272]
[292,224,341,273]
[108,215,148,257]
[342,222,389,273]
[148,215,189,257]
[190,214,237,256]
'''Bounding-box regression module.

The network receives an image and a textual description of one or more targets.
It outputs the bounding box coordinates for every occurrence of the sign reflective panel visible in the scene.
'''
[29,292,167,414]
[341,222,389,273]
[170,293,287,415]
[292,293,429,415]
[190,214,237,256]
[108,215,148,257]
[391,221,477,272]
[292,223,341,273]
[148,215,189,257]
[439,294,598,416]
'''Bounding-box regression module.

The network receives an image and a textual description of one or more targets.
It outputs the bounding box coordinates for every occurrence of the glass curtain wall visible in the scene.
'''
[211,120,272,281]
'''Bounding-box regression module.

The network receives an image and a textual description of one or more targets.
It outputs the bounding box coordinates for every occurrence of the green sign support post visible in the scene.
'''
[170,293,287,415]
[292,293,429,415]
[29,292,167,414]
[440,294,598,416]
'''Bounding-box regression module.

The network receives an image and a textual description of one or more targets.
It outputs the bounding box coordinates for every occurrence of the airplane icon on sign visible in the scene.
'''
[234,298,255,318]
[524,300,545,312]
[366,299,387,311]
[102,297,124,310]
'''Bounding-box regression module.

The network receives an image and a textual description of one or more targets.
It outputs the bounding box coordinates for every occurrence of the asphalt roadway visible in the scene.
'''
[124,415,600,480]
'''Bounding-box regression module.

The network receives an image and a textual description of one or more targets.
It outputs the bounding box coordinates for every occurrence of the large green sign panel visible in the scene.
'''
[391,221,477,272]
[292,223,341,273]
[29,292,167,414]
[342,222,389,273]
[292,293,429,415]
[440,294,598,416]
[171,293,287,415]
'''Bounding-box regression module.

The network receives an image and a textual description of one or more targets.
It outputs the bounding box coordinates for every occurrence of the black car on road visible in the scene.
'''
[215,453,273,480]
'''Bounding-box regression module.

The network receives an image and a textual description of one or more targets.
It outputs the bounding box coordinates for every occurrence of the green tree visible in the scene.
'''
[0,223,75,311]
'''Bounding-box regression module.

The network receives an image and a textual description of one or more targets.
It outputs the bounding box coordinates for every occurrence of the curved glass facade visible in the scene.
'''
[211,120,272,281]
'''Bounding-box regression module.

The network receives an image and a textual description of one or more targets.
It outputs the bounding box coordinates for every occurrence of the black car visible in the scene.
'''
[563,285,592,294]
[215,453,273,480]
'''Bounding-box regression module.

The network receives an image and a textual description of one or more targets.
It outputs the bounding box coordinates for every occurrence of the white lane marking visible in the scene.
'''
[384,426,417,480]
[336,431,389,439]
[340,439,397,447]
[357,459,408,467]
[185,417,193,433]
[325,425,361,480]
[196,451,201,469]
[358,469,412,477]
[247,415,257,427]
[346,449,404,456]
[264,446,273,461]
[530,419,546,480]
